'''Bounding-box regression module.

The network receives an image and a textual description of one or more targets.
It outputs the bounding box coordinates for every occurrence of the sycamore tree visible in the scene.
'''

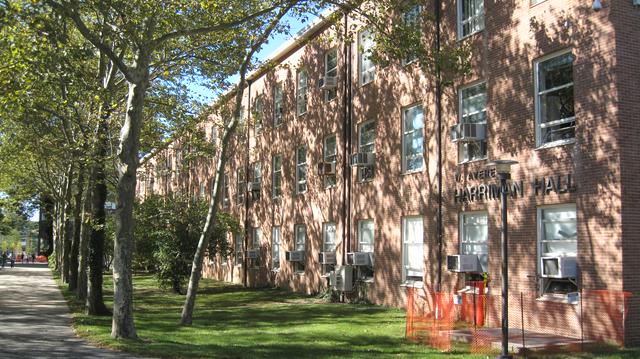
[43,0,324,339]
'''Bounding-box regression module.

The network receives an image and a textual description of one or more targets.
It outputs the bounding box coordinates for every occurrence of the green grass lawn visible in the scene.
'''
[57,274,640,359]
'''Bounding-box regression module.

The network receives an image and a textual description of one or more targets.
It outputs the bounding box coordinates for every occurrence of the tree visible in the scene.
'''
[45,0,317,338]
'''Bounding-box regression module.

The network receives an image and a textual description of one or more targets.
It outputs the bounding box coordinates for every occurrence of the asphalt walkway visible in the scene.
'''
[0,263,144,358]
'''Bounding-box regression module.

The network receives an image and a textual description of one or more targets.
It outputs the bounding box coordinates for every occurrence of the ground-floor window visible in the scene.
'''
[357,219,374,279]
[294,224,306,274]
[460,212,488,272]
[272,227,280,271]
[403,216,424,283]
[250,227,261,268]
[322,222,336,275]
[538,204,578,295]
[235,233,243,266]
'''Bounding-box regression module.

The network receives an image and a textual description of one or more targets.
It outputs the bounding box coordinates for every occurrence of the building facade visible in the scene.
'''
[137,0,640,346]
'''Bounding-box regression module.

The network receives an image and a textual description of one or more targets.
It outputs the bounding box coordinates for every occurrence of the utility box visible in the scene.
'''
[330,265,353,292]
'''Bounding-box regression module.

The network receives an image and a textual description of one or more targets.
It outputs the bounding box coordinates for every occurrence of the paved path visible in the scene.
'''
[0,263,144,358]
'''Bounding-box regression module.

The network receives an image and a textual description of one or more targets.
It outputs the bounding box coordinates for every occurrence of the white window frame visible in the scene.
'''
[272,227,281,271]
[458,81,488,163]
[457,0,485,39]
[401,4,422,66]
[272,155,282,198]
[358,120,376,182]
[296,146,307,194]
[234,233,243,266]
[534,50,575,148]
[323,222,337,252]
[358,29,376,85]
[249,227,261,268]
[459,211,489,273]
[296,69,308,116]
[324,49,338,102]
[294,224,306,274]
[274,84,284,127]
[537,204,578,296]
[402,216,424,283]
[254,95,264,135]
[323,135,337,188]
[357,220,374,253]
[222,174,230,208]
[402,104,425,173]
[236,169,245,205]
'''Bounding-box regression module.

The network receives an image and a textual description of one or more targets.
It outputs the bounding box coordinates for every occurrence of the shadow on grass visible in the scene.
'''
[57,274,639,359]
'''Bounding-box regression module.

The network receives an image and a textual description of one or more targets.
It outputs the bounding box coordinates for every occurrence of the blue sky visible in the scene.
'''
[188,13,310,104]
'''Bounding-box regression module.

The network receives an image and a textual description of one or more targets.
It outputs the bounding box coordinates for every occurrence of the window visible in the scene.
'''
[254,95,264,135]
[323,135,337,188]
[223,174,230,208]
[274,84,284,127]
[250,227,261,268]
[403,216,424,282]
[538,204,577,295]
[296,146,307,194]
[358,29,376,85]
[272,227,281,271]
[324,49,338,101]
[236,169,245,205]
[323,222,337,252]
[322,222,336,274]
[296,69,308,116]
[199,183,206,199]
[460,212,488,272]
[535,51,575,147]
[402,4,422,65]
[358,121,376,182]
[459,82,487,163]
[235,233,243,266]
[458,0,484,38]
[358,220,374,253]
[402,104,424,173]
[294,224,306,273]
[272,155,282,198]
[251,162,261,199]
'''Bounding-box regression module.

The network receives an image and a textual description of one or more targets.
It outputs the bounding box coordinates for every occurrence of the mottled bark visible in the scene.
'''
[111,64,148,339]
[86,118,110,316]
[69,163,85,291]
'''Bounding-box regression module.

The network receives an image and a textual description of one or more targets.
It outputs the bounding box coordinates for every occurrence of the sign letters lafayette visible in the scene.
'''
[453,173,577,203]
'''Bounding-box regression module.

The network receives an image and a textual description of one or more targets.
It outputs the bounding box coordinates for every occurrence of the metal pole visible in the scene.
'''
[499,172,512,359]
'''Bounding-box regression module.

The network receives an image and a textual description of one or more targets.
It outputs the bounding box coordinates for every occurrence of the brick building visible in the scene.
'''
[137,0,640,346]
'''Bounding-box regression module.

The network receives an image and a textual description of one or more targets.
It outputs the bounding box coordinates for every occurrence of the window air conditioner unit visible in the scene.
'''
[319,76,337,90]
[330,265,353,292]
[450,123,487,142]
[317,162,336,176]
[285,250,305,262]
[246,181,260,192]
[319,252,337,265]
[346,252,373,266]
[541,256,577,278]
[447,254,482,273]
[246,250,259,259]
[350,152,375,167]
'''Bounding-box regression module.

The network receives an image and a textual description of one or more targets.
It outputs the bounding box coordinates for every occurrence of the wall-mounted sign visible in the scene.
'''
[453,173,577,203]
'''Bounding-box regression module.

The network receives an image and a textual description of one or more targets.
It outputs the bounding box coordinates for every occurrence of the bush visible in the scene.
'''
[134,194,239,294]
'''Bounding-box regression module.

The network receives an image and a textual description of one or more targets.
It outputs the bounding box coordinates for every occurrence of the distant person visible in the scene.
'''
[32,253,36,263]
[1,251,6,268]
[9,252,14,268]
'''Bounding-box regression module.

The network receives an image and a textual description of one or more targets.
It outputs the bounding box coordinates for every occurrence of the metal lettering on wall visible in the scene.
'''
[453,173,577,203]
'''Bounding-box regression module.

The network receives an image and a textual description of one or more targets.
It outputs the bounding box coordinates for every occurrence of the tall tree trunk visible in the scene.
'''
[62,163,75,283]
[69,163,85,291]
[87,118,110,316]
[77,176,91,300]
[111,64,148,339]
